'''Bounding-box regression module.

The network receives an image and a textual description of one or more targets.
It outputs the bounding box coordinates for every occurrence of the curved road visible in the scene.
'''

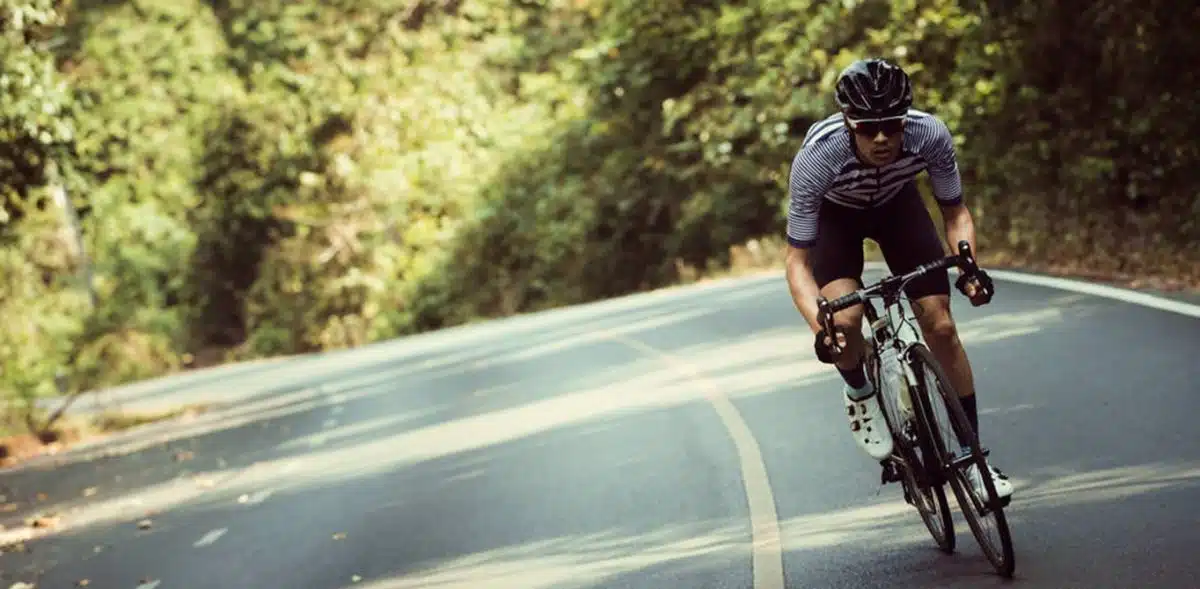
[2,268,1199,589]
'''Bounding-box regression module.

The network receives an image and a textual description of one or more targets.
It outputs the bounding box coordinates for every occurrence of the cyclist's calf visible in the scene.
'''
[912,294,977,399]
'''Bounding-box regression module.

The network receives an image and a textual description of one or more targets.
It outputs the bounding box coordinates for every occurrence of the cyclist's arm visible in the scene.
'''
[786,246,825,334]
[922,116,978,256]
[784,141,838,334]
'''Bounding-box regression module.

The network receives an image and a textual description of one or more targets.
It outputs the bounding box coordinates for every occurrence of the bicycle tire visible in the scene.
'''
[865,345,955,553]
[907,343,1015,578]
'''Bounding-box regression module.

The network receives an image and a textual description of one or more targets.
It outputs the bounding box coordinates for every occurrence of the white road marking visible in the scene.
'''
[323,418,339,429]
[610,335,786,589]
[986,268,1200,318]
[194,527,227,547]
[135,581,162,589]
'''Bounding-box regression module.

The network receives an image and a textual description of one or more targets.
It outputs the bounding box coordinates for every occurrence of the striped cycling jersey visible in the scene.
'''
[785,109,964,248]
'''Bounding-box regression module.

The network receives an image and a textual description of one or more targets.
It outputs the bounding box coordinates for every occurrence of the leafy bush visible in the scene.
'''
[1,0,1195,424]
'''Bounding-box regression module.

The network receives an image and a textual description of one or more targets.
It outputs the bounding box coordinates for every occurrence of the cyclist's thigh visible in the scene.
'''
[871,184,951,301]
[811,199,867,292]
[810,198,867,324]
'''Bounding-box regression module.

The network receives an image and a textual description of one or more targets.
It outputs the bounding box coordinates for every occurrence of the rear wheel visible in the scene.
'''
[907,343,1015,577]
[867,344,954,553]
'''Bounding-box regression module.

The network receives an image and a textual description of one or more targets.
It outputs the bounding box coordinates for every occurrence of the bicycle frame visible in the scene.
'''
[816,240,988,461]
[814,241,1016,577]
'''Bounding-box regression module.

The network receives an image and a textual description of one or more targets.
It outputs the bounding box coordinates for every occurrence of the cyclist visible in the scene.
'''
[783,57,1013,501]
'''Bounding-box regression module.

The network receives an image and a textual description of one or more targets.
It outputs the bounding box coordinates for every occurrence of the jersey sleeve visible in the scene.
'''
[922,117,964,206]
[786,141,839,248]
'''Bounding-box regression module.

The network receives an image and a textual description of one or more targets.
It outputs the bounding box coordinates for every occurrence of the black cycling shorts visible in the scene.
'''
[809,182,950,300]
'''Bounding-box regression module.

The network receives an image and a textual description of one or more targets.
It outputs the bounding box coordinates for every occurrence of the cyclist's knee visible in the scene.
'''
[819,277,866,361]
[914,296,959,344]
[926,316,958,346]
[821,278,865,328]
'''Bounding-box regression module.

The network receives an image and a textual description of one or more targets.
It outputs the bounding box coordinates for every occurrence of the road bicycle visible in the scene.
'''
[816,240,1015,578]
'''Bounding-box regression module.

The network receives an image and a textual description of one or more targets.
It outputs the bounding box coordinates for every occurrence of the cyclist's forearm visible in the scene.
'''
[941,203,977,256]
[785,246,825,334]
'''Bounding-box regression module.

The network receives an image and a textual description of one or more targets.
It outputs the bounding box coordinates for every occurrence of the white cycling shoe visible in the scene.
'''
[844,385,894,461]
[966,460,1014,503]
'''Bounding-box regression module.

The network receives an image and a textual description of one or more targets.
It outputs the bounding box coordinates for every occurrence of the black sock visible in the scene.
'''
[960,394,978,437]
[838,362,868,390]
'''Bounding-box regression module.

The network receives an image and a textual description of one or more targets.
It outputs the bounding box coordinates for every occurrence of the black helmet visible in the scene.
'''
[834,58,913,119]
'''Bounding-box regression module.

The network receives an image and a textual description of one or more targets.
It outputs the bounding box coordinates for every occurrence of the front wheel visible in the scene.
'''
[907,343,1015,578]
[867,344,954,553]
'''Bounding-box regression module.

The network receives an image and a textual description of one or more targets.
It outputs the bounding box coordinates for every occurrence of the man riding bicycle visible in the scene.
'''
[783,58,1013,502]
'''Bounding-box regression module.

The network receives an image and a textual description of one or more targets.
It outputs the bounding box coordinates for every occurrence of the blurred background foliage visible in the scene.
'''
[2,0,1197,421]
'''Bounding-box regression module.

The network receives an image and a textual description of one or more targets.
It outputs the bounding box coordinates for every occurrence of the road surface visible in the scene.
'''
[2,268,1199,589]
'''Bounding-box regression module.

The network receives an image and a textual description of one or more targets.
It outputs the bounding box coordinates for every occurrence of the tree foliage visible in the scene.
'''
[2,0,1196,415]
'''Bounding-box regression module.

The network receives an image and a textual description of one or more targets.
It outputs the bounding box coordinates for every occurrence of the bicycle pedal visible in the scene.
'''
[879,461,903,484]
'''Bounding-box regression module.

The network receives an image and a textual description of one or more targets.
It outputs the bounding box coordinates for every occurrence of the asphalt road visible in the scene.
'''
[2,269,1199,589]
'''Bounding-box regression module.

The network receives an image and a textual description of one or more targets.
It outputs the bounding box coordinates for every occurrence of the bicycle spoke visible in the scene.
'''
[909,343,1015,577]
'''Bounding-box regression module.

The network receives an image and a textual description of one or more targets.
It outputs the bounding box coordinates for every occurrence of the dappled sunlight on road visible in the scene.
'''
[1009,461,1200,510]
[978,403,1037,417]
[0,465,239,546]
[0,308,728,547]
[274,407,445,452]
[270,371,694,488]
[956,293,1103,344]
[651,328,840,399]
[956,305,1068,345]
[223,329,843,493]
[16,306,709,473]
[42,299,721,440]
[8,298,1106,546]
[779,499,934,552]
[344,521,746,589]
[479,308,718,368]
[336,307,718,387]
[331,459,1200,589]
[710,279,789,306]
[331,500,933,588]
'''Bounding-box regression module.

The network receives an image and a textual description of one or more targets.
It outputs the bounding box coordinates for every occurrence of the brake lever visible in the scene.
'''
[815,297,845,356]
[956,240,976,272]
[954,240,994,305]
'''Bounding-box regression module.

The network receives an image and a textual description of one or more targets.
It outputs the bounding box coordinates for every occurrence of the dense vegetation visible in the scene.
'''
[2,0,1197,425]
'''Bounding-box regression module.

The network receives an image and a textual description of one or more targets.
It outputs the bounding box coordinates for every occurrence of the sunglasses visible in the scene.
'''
[846,116,905,137]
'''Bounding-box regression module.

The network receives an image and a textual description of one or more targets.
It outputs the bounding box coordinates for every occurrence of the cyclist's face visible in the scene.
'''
[847,117,905,166]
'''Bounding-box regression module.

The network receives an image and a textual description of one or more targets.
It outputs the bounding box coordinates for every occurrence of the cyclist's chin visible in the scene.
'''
[865,151,897,166]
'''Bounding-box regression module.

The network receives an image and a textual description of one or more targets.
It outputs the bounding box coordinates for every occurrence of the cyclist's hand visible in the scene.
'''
[814,327,847,364]
[955,269,995,306]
